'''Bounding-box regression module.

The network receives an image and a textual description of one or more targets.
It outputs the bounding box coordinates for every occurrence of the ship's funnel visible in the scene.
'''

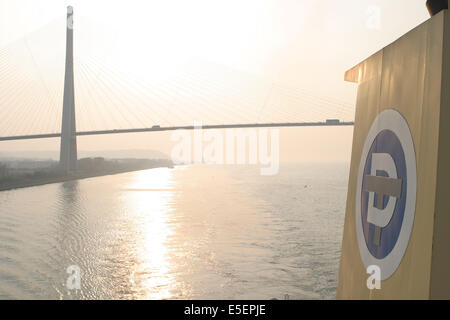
[427,0,448,16]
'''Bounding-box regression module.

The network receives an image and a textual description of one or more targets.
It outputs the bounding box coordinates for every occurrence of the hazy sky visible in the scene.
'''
[0,0,430,162]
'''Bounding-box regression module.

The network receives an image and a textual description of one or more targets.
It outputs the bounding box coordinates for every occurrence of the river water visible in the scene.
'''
[0,163,349,300]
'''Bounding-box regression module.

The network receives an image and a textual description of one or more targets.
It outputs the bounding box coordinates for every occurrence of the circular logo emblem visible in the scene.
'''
[356,109,417,280]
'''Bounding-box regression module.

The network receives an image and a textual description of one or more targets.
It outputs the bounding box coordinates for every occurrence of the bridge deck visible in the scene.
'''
[0,122,354,141]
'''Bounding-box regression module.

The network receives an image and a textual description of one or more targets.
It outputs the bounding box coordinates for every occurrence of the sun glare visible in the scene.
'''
[66,0,278,81]
[124,168,176,299]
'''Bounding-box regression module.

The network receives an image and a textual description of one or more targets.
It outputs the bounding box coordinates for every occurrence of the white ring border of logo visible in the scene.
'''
[356,109,417,281]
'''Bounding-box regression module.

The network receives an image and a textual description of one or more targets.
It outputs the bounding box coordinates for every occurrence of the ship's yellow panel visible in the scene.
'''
[338,10,449,299]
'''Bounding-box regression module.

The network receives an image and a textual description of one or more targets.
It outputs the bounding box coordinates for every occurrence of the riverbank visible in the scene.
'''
[0,158,174,192]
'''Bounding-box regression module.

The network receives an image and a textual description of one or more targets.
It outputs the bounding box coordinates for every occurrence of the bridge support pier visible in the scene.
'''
[59,6,77,173]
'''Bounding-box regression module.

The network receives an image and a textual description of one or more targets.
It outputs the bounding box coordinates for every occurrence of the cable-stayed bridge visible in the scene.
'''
[0,7,355,172]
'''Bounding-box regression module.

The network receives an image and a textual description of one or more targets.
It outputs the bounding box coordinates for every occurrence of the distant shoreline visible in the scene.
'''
[0,164,174,192]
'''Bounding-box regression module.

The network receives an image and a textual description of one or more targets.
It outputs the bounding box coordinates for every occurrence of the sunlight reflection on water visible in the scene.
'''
[125,169,175,299]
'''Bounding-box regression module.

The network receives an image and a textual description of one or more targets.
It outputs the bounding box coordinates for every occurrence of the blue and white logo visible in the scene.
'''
[356,109,417,281]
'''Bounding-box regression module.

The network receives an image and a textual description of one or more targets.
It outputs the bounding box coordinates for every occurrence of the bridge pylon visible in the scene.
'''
[59,6,77,173]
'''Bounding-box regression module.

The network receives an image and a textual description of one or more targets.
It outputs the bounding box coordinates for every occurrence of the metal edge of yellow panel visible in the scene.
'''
[429,10,450,300]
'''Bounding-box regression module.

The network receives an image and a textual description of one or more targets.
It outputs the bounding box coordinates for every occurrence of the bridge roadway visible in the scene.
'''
[0,121,355,141]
